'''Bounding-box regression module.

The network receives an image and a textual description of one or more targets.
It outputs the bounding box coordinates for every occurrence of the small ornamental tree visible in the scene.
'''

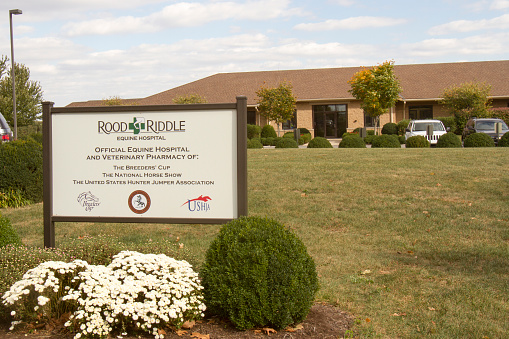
[348,60,401,135]
[440,82,492,134]
[256,81,296,136]
[172,94,207,104]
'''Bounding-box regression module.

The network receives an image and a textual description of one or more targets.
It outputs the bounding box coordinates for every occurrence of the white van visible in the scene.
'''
[405,120,448,145]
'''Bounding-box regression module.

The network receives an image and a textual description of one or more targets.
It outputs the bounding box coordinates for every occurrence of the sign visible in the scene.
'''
[43,98,248,248]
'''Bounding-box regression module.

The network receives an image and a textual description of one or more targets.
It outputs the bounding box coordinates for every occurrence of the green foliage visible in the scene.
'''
[437,132,462,148]
[397,119,410,135]
[436,116,456,134]
[102,96,123,106]
[0,189,32,208]
[20,132,43,144]
[364,134,374,144]
[247,138,263,149]
[0,56,44,126]
[201,216,319,330]
[339,135,366,148]
[256,81,296,129]
[307,137,333,148]
[405,135,430,148]
[371,134,401,148]
[381,122,398,135]
[247,124,262,139]
[275,137,298,148]
[440,82,492,134]
[299,133,312,144]
[498,132,509,147]
[297,127,311,135]
[490,107,509,126]
[0,140,43,203]
[261,124,277,138]
[172,93,207,104]
[463,132,495,147]
[0,215,22,247]
[348,61,402,128]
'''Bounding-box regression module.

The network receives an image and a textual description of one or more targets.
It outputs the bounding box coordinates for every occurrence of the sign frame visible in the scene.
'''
[43,96,248,248]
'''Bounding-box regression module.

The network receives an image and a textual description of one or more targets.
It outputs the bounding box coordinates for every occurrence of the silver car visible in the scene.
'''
[462,118,509,144]
[0,112,12,143]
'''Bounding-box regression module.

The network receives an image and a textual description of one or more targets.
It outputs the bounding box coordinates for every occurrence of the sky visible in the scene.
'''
[0,0,508,106]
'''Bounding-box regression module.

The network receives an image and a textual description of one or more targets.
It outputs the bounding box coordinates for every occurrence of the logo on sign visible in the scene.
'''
[77,191,101,212]
[128,117,145,135]
[181,195,211,212]
[128,190,151,214]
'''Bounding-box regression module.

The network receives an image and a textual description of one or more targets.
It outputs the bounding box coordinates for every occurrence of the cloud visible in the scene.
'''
[490,0,509,9]
[294,16,407,31]
[329,0,356,6]
[63,0,305,36]
[429,13,509,35]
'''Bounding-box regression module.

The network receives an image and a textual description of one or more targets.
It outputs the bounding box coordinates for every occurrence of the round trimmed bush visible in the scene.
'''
[201,216,319,330]
[275,138,298,148]
[307,137,333,148]
[261,125,277,138]
[498,132,509,147]
[338,135,366,148]
[381,122,398,135]
[297,127,311,135]
[371,134,401,148]
[397,119,410,135]
[247,124,262,139]
[247,138,263,149]
[405,135,430,148]
[437,132,462,148]
[0,215,22,247]
[463,132,495,147]
[0,140,43,203]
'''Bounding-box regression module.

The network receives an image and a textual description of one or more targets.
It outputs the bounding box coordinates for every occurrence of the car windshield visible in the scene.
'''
[413,122,445,132]
[476,120,509,130]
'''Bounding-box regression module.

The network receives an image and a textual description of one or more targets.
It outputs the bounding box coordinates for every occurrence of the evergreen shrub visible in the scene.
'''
[405,135,430,148]
[397,119,410,135]
[247,139,263,149]
[437,132,462,148]
[371,135,401,148]
[0,215,22,247]
[0,140,43,203]
[338,135,366,148]
[261,125,277,138]
[498,132,509,147]
[275,138,298,148]
[463,132,495,147]
[201,216,319,330]
[307,137,333,148]
[436,117,456,134]
[299,133,312,144]
[297,127,311,135]
[247,124,262,139]
[381,122,398,135]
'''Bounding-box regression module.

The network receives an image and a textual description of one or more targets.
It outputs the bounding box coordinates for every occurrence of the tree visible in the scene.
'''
[348,60,401,134]
[440,82,492,134]
[0,56,44,127]
[255,81,296,136]
[172,94,207,104]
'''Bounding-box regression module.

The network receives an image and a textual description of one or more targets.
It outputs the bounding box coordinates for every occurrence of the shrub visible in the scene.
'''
[275,137,298,148]
[405,135,430,148]
[491,107,509,126]
[463,132,495,147]
[0,189,32,208]
[283,131,295,138]
[247,138,263,149]
[0,140,43,203]
[436,117,456,134]
[364,134,374,144]
[398,135,406,144]
[307,137,333,148]
[381,122,398,135]
[437,132,462,148]
[498,132,509,147]
[371,135,401,148]
[397,119,410,135]
[247,124,262,139]
[297,127,310,135]
[338,135,366,148]
[261,125,277,138]
[299,133,312,144]
[0,215,22,248]
[201,216,318,330]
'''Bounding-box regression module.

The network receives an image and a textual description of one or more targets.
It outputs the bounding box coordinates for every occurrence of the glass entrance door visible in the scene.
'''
[313,104,348,138]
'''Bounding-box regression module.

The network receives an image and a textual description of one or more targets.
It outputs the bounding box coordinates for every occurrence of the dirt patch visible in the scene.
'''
[0,303,353,338]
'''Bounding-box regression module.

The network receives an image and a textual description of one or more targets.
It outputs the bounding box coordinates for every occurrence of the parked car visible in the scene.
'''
[462,118,509,144]
[405,119,448,145]
[0,112,12,143]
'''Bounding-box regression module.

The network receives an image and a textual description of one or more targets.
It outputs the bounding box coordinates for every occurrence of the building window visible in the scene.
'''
[247,110,256,125]
[364,112,376,127]
[281,110,297,130]
[409,105,433,120]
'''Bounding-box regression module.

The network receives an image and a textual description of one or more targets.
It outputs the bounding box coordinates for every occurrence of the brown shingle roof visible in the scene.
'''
[67,60,509,107]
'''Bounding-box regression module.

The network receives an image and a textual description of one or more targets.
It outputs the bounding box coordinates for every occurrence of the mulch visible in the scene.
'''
[0,303,353,338]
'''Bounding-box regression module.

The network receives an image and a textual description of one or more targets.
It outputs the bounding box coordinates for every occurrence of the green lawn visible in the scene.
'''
[3,148,509,338]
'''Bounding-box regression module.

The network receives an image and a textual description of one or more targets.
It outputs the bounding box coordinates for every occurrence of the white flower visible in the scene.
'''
[10,311,15,316]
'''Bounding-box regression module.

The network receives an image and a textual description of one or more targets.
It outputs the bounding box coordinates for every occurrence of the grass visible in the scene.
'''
[2,147,509,338]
